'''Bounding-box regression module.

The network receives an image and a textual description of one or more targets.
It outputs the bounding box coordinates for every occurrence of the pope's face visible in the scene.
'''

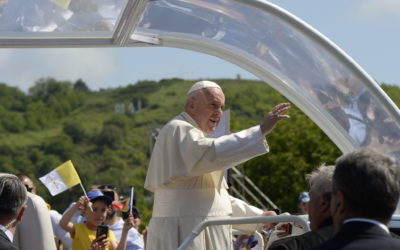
[189,87,225,134]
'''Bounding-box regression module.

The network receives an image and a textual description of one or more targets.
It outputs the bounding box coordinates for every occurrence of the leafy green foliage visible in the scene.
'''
[0,78,399,225]
[382,83,400,105]
[74,79,90,92]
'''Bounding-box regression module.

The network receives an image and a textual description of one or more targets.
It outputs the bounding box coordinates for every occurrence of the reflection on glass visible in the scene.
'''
[138,0,400,159]
[0,0,127,32]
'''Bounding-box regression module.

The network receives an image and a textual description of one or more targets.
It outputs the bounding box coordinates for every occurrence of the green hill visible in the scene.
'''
[0,78,399,225]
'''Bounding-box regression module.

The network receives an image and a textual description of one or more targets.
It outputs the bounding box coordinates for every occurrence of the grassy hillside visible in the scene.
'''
[0,78,399,225]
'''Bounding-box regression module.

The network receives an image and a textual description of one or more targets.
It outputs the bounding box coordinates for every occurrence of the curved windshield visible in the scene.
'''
[135,0,400,159]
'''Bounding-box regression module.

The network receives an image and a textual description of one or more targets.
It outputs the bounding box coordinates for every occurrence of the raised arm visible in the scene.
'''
[116,213,135,250]
[59,196,88,233]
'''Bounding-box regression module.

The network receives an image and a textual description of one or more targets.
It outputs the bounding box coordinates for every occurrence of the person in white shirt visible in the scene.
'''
[145,80,291,249]
[49,210,72,250]
[104,189,144,250]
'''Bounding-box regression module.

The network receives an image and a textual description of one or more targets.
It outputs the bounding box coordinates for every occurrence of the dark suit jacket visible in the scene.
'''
[269,218,334,250]
[310,221,400,250]
[0,229,19,250]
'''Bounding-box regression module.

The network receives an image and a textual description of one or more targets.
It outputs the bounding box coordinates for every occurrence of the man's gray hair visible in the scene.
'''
[333,148,400,221]
[184,88,209,110]
[306,164,335,196]
[0,173,28,219]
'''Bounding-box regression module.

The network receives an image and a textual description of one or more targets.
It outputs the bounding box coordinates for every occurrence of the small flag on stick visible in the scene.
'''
[115,198,130,212]
[39,160,81,196]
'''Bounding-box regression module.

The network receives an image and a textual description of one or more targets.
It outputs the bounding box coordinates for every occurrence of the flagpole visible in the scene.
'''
[79,182,87,196]
[130,187,134,215]
[79,182,93,212]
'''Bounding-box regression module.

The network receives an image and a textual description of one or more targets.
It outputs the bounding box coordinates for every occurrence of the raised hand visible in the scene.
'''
[260,103,291,136]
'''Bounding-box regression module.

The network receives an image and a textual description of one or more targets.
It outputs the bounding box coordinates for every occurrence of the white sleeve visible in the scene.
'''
[145,122,269,191]
[189,125,269,176]
[230,195,263,233]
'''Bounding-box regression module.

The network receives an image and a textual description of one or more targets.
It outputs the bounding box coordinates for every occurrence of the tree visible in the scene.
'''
[74,79,90,92]
[96,124,125,149]
[0,83,27,111]
[63,121,88,143]
[1,111,25,133]
[41,134,75,160]
[29,78,73,102]
[225,81,342,212]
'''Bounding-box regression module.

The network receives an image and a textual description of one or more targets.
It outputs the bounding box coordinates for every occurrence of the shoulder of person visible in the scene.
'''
[168,116,192,128]
[269,236,297,250]
[269,229,328,250]
[165,117,199,136]
[108,228,117,238]
[73,223,86,231]
[127,227,142,238]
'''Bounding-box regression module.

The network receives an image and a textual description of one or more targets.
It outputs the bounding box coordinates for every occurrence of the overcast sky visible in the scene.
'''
[0,0,399,92]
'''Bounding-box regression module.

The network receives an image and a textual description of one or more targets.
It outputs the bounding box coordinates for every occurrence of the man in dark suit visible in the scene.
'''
[311,148,400,250]
[0,173,28,250]
[269,165,335,250]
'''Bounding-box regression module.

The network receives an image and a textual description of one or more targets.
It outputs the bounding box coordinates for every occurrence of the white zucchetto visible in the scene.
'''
[187,80,222,95]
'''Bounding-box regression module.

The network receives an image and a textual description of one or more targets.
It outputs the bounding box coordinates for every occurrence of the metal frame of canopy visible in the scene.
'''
[177,215,310,250]
[0,0,146,47]
[1,0,399,156]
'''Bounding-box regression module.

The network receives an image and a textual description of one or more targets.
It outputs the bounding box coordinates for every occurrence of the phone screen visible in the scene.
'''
[96,224,109,238]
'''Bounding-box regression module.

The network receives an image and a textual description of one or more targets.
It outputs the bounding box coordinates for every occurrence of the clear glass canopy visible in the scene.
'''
[0,0,130,38]
[1,0,399,160]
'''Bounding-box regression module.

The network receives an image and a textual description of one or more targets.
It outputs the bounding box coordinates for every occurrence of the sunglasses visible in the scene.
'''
[98,184,116,190]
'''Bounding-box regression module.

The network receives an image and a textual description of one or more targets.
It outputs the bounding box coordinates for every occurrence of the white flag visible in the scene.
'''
[39,160,81,196]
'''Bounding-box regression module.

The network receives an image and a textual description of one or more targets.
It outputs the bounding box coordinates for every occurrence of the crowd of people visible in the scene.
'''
[1,80,400,250]
[0,173,145,250]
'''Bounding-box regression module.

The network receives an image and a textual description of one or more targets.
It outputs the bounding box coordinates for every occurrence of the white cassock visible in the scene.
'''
[145,112,269,250]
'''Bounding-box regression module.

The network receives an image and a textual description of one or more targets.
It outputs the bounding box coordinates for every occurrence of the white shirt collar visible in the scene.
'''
[343,218,390,234]
[0,224,14,242]
[181,112,197,127]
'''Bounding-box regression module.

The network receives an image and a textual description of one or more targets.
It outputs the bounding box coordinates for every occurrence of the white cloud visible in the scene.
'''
[0,48,118,92]
[352,0,400,25]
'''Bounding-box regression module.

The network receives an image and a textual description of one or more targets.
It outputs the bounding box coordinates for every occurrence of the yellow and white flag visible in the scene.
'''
[39,160,81,196]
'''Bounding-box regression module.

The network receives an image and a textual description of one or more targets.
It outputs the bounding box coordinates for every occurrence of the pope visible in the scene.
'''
[145,80,290,249]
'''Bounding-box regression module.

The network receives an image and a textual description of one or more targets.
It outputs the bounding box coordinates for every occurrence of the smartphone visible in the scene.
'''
[96,224,109,238]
